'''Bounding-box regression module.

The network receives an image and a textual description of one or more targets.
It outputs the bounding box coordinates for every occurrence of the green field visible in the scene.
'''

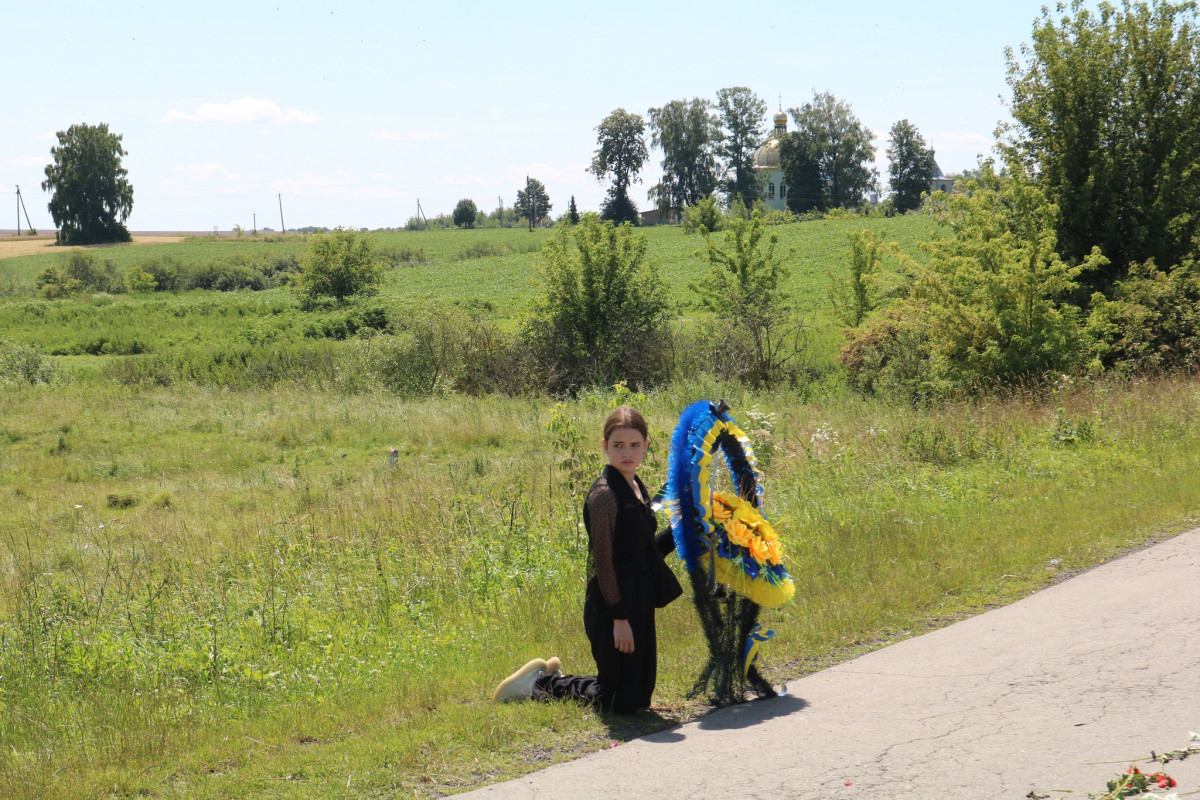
[0,216,938,388]
[2,215,1198,798]
[0,219,937,318]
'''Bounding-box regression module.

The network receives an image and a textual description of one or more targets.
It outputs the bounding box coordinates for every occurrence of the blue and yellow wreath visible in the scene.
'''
[665,400,795,608]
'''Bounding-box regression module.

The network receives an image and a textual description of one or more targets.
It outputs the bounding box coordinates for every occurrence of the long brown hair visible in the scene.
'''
[602,405,648,442]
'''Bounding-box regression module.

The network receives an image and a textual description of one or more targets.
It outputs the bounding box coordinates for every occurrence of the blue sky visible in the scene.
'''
[4,1,1057,232]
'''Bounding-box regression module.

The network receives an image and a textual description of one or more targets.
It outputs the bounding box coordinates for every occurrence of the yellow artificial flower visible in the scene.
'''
[712,499,733,523]
[729,520,756,548]
[748,537,771,563]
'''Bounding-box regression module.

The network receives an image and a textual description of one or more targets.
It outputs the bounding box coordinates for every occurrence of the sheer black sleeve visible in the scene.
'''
[585,481,626,618]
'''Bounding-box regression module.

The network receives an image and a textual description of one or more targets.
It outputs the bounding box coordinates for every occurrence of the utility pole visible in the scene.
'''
[416,199,428,229]
[15,186,34,235]
[252,212,257,236]
[277,193,285,233]
[498,195,504,228]
[526,175,532,232]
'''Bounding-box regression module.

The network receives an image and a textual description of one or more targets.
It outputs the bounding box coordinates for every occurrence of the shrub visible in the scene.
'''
[682,195,724,234]
[186,262,266,291]
[758,207,797,226]
[262,252,300,279]
[295,228,384,303]
[840,305,936,400]
[127,252,295,293]
[690,316,810,388]
[63,252,125,293]
[102,341,347,391]
[829,229,887,327]
[0,340,57,385]
[35,265,80,299]
[453,241,502,261]
[454,318,544,396]
[370,308,468,396]
[521,213,674,393]
[841,162,1100,397]
[302,305,391,340]
[47,336,148,356]
[379,244,428,266]
[694,210,808,388]
[138,256,184,292]
[125,266,157,293]
[1085,260,1200,375]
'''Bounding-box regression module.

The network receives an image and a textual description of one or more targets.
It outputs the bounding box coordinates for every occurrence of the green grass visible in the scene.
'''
[2,376,1199,798]
[0,235,310,286]
[0,214,937,381]
[0,215,933,314]
[3,214,1199,797]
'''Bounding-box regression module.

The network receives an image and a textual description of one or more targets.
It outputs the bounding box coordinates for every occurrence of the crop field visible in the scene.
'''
[2,214,1198,798]
[0,215,938,374]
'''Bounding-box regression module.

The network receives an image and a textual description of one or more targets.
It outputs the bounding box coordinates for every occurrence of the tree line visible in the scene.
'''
[445,86,937,231]
[583,87,941,225]
[36,91,931,243]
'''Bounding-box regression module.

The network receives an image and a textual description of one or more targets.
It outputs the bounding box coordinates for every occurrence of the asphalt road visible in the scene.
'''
[459,527,1200,799]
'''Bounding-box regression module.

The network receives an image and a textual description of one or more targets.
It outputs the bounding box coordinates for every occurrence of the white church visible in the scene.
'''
[752,110,949,210]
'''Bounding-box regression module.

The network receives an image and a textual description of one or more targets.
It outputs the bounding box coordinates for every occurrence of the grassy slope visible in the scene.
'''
[2,215,1198,798]
[0,215,937,371]
[2,379,1198,798]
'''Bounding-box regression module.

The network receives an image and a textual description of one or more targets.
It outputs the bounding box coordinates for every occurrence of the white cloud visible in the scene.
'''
[162,98,320,125]
[172,162,243,180]
[932,130,993,150]
[3,155,45,168]
[271,170,401,198]
[502,161,590,187]
[246,151,270,161]
[433,171,487,188]
[409,129,455,141]
[369,129,401,141]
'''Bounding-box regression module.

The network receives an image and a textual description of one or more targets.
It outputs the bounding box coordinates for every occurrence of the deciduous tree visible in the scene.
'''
[452,198,479,228]
[1003,0,1200,286]
[647,98,720,217]
[515,178,552,231]
[778,135,824,214]
[41,122,134,245]
[590,109,648,224]
[887,119,936,213]
[714,87,767,207]
[783,92,878,210]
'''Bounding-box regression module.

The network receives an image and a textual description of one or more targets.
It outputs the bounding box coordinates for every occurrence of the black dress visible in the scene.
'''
[534,465,676,713]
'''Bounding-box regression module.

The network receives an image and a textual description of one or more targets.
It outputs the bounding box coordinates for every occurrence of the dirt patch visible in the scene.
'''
[0,235,186,260]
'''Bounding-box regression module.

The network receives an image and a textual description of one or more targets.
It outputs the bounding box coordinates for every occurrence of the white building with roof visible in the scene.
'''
[930,156,953,193]
[753,110,790,211]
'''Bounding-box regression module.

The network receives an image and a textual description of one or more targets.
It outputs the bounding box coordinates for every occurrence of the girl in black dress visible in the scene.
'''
[493,405,678,713]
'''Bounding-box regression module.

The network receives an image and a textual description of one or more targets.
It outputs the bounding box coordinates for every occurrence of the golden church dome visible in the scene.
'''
[753,138,782,169]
